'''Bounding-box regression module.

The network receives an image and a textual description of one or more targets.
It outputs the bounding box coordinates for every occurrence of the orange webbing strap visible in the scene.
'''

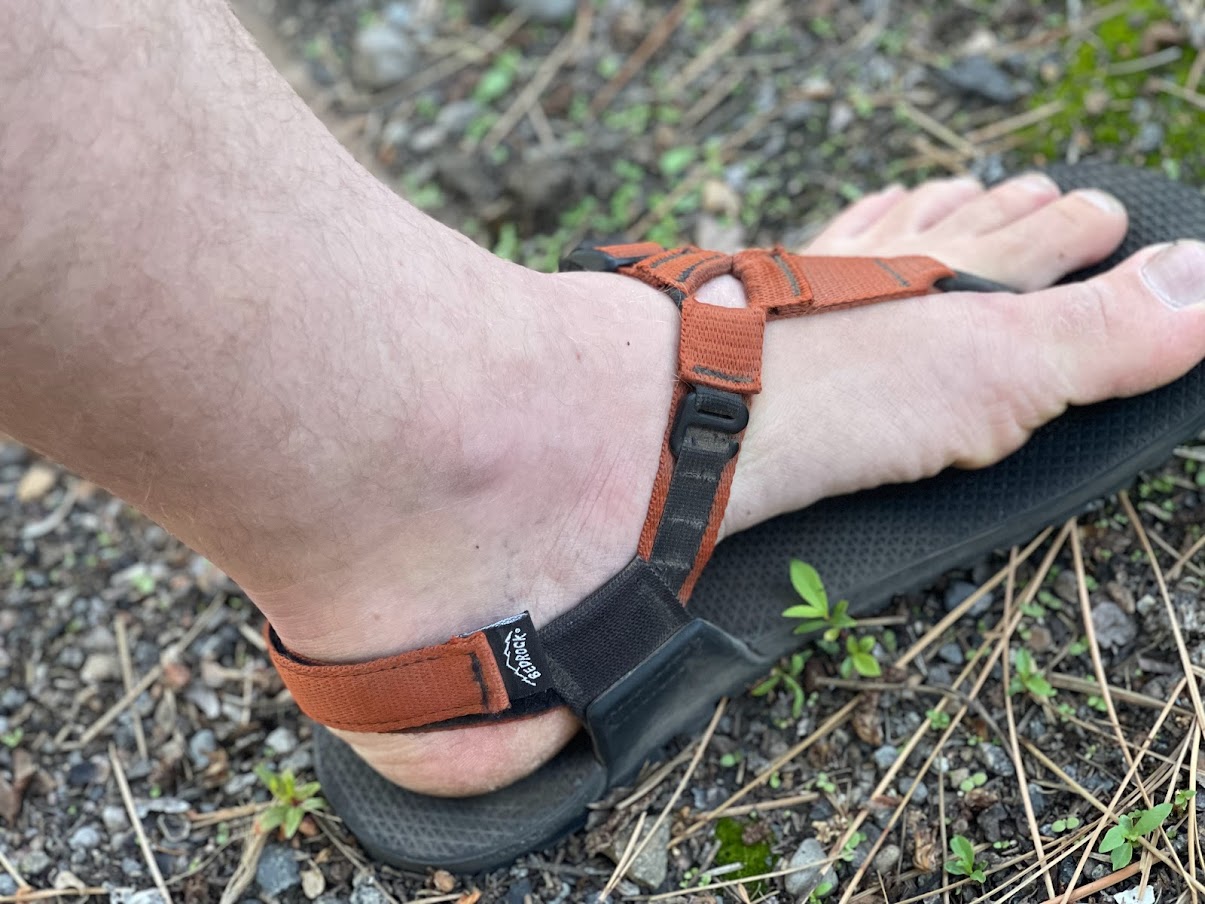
[627,245,954,598]
[265,624,511,733]
[262,242,954,734]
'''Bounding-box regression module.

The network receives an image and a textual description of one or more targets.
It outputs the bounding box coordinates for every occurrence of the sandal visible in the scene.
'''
[265,163,1205,872]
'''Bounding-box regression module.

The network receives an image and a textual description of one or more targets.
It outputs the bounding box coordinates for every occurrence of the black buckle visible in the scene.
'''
[559,245,651,273]
[669,386,749,458]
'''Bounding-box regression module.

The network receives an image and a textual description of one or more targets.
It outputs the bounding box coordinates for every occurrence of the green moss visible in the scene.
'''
[712,817,775,893]
[1019,0,1200,180]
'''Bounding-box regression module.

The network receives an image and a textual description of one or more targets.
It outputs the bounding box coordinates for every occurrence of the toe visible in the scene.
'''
[932,172,1062,237]
[1037,241,1205,404]
[870,175,984,233]
[805,184,907,249]
[952,189,1129,291]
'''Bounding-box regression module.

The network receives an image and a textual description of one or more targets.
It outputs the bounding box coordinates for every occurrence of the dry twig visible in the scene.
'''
[110,746,174,904]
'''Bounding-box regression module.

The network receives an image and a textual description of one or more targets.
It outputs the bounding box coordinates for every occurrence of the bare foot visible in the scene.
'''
[257,173,1205,796]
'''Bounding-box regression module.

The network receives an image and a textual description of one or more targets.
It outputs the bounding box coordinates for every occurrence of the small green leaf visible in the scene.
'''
[946,860,968,877]
[295,781,322,800]
[1014,648,1034,675]
[1026,675,1056,698]
[300,797,326,812]
[1111,842,1133,871]
[852,652,881,678]
[659,146,696,178]
[789,561,828,612]
[789,653,806,675]
[1131,802,1173,837]
[839,657,854,680]
[751,675,780,696]
[258,807,285,833]
[1099,824,1129,853]
[255,764,277,788]
[970,869,986,884]
[950,835,975,863]
[783,604,825,620]
[790,619,830,636]
[791,684,806,719]
[283,807,304,839]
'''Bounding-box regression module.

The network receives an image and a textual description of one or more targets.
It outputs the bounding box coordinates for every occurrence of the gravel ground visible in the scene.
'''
[3,2,1205,903]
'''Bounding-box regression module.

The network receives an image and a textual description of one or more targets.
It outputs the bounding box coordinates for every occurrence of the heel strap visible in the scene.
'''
[266,243,954,733]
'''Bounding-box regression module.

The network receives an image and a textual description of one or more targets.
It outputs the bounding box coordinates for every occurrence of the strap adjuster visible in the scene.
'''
[559,246,652,273]
[669,386,749,457]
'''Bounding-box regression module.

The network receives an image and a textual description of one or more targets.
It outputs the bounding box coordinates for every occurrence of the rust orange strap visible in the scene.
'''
[265,243,955,734]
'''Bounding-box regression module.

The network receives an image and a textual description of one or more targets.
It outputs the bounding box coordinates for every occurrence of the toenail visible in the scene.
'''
[1075,188,1126,215]
[1013,173,1059,194]
[1142,241,1205,310]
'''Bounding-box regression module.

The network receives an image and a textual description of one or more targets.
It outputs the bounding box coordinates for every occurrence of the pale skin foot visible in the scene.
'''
[5,0,1205,798]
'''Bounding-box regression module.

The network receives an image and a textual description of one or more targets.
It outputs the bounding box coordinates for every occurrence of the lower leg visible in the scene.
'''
[4,0,1205,797]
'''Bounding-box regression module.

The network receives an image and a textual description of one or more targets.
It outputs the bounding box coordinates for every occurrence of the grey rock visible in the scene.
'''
[264,726,298,756]
[1028,786,1049,818]
[940,54,1026,104]
[256,845,300,898]
[314,896,347,904]
[937,642,965,666]
[785,838,837,898]
[873,843,901,874]
[185,683,221,720]
[280,749,314,774]
[81,652,121,683]
[872,745,899,771]
[503,878,534,904]
[128,892,164,904]
[827,101,854,135]
[121,858,144,878]
[19,851,52,876]
[1134,122,1164,154]
[102,805,130,832]
[1053,569,1078,604]
[1092,601,1136,651]
[602,819,669,889]
[910,781,930,805]
[69,825,102,850]
[502,0,576,22]
[977,743,1015,777]
[0,687,27,710]
[349,875,388,904]
[351,23,420,91]
[948,767,970,790]
[0,876,18,896]
[436,100,482,134]
[60,646,85,669]
[409,125,446,154]
[189,729,218,769]
[945,580,994,617]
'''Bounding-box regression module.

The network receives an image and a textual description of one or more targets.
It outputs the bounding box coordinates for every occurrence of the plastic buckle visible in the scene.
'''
[669,386,749,458]
[559,245,651,273]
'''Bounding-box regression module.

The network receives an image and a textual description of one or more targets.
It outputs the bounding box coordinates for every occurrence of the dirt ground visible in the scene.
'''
[3,1,1205,903]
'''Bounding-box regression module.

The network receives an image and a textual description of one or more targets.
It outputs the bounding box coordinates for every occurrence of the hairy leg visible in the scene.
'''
[3,0,1205,796]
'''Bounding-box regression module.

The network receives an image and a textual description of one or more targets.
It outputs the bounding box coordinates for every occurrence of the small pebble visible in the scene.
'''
[873,843,902,874]
[978,743,1015,778]
[128,892,164,904]
[349,876,388,904]
[0,876,18,896]
[188,729,218,769]
[81,653,121,683]
[265,726,298,756]
[69,825,102,850]
[784,838,836,898]
[944,581,994,617]
[872,745,899,771]
[256,845,300,898]
[20,852,52,876]
[937,642,964,666]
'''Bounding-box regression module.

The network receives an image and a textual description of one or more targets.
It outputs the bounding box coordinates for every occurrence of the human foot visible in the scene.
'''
[259,173,1205,797]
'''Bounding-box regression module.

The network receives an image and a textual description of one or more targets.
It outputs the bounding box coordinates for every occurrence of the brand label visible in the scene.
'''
[483,612,552,699]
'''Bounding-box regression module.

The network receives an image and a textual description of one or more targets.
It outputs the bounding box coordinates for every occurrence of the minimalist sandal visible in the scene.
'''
[263,163,1205,873]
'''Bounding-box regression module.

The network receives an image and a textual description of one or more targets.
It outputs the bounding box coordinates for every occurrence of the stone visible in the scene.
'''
[600,819,669,890]
[188,729,218,768]
[0,876,17,896]
[785,838,836,898]
[19,851,52,876]
[0,687,28,710]
[256,845,300,898]
[349,875,388,904]
[937,642,964,666]
[502,0,576,23]
[127,892,163,904]
[1134,122,1164,154]
[873,843,901,874]
[351,23,420,91]
[301,867,326,900]
[944,580,994,617]
[978,743,1015,777]
[939,54,1026,104]
[1092,601,1136,651]
[872,745,899,771]
[264,726,298,756]
[69,825,102,850]
[81,653,121,683]
[1053,569,1079,604]
[102,805,130,832]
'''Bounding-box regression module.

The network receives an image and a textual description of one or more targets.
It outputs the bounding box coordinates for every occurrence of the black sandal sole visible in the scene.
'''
[315,163,1205,873]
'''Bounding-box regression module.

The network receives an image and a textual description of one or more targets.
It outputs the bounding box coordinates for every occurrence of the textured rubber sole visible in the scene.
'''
[316,164,1205,874]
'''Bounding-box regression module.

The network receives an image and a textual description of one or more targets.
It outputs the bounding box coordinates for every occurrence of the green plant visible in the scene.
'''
[809,880,835,901]
[926,708,951,730]
[255,766,326,839]
[1099,802,1172,869]
[840,831,867,863]
[1051,815,1081,833]
[945,835,986,884]
[959,772,987,794]
[0,727,23,749]
[474,49,520,105]
[783,561,857,640]
[751,652,810,718]
[814,772,836,794]
[840,634,881,679]
[1008,648,1055,699]
[1175,788,1197,813]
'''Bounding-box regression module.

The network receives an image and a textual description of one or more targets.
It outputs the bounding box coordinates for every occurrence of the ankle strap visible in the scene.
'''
[266,243,954,733]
